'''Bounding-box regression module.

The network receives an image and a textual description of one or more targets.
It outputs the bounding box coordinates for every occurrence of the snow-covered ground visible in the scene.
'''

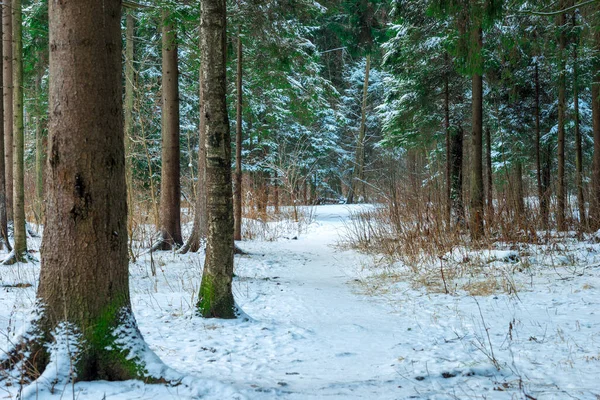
[1,204,600,399]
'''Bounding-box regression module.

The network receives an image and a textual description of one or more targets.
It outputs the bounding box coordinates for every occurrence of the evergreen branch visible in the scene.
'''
[518,0,597,16]
[123,0,151,9]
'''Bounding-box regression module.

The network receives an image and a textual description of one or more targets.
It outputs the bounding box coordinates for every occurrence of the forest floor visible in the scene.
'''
[1,204,600,399]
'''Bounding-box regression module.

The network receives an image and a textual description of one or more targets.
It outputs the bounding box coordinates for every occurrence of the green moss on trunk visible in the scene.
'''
[197,273,236,319]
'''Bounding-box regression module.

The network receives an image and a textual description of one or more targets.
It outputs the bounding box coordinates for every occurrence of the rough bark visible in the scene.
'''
[6,0,27,263]
[2,0,151,381]
[0,18,7,251]
[124,11,135,259]
[2,0,11,222]
[158,10,182,250]
[347,53,370,204]
[470,25,484,240]
[591,26,600,231]
[556,7,567,231]
[197,0,236,318]
[234,32,243,241]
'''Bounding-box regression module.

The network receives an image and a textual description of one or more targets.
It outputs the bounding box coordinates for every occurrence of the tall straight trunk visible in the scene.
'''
[34,55,44,226]
[158,10,182,249]
[514,161,525,222]
[233,31,243,241]
[485,126,493,219]
[2,0,155,381]
[2,0,11,222]
[179,55,207,254]
[450,126,465,226]
[573,29,586,231]
[591,27,600,231]
[0,17,8,250]
[124,11,135,257]
[347,53,370,204]
[556,7,567,231]
[8,0,26,263]
[197,0,236,318]
[445,54,451,225]
[535,62,545,227]
[470,25,484,239]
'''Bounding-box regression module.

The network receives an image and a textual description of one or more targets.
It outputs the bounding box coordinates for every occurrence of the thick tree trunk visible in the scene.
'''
[470,26,484,240]
[158,11,182,250]
[197,0,236,318]
[234,32,243,241]
[591,28,600,231]
[7,0,27,263]
[1,0,153,381]
[347,54,370,204]
[450,126,465,227]
[2,0,11,222]
[124,11,135,259]
[557,8,567,231]
[573,33,586,231]
[0,17,8,250]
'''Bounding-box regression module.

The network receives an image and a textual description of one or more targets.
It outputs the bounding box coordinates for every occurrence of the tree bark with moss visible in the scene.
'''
[2,0,12,222]
[1,0,155,381]
[197,0,236,319]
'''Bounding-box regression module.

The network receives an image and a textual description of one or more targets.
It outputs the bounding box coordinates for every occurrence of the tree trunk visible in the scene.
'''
[535,62,546,228]
[591,26,600,231]
[2,0,154,381]
[514,161,525,223]
[470,25,484,240]
[573,28,586,231]
[124,11,135,259]
[197,0,236,319]
[234,32,243,241]
[450,125,465,227]
[158,10,182,250]
[485,125,493,220]
[179,56,207,254]
[34,53,45,227]
[347,53,370,204]
[2,0,11,222]
[0,16,8,250]
[445,54,451,225]
[557,7,567,231]
[6,0,27,263]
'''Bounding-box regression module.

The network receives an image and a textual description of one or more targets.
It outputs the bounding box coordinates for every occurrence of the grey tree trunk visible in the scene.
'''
[6,0,27,263]
[197,0,236,318]
[2,0,153,380]
[2,0,11,222]
[485,126,493,221]
[158,10,182,250]
[34,54,45,227]
[0,16,8,250]
[450,126,465,227]
[347,53,370,204]
[234,32,243,241]
[125,11,135,259]
[445,55,451,225]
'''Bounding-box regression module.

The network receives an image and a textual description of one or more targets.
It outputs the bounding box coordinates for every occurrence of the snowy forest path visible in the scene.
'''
[230,204,407,398]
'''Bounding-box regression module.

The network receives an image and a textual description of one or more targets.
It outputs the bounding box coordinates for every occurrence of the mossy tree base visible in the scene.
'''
[197,273,236,319]
[1,308,164,385]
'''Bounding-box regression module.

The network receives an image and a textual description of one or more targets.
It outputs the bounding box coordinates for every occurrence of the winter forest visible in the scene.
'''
[0,0,599,398]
